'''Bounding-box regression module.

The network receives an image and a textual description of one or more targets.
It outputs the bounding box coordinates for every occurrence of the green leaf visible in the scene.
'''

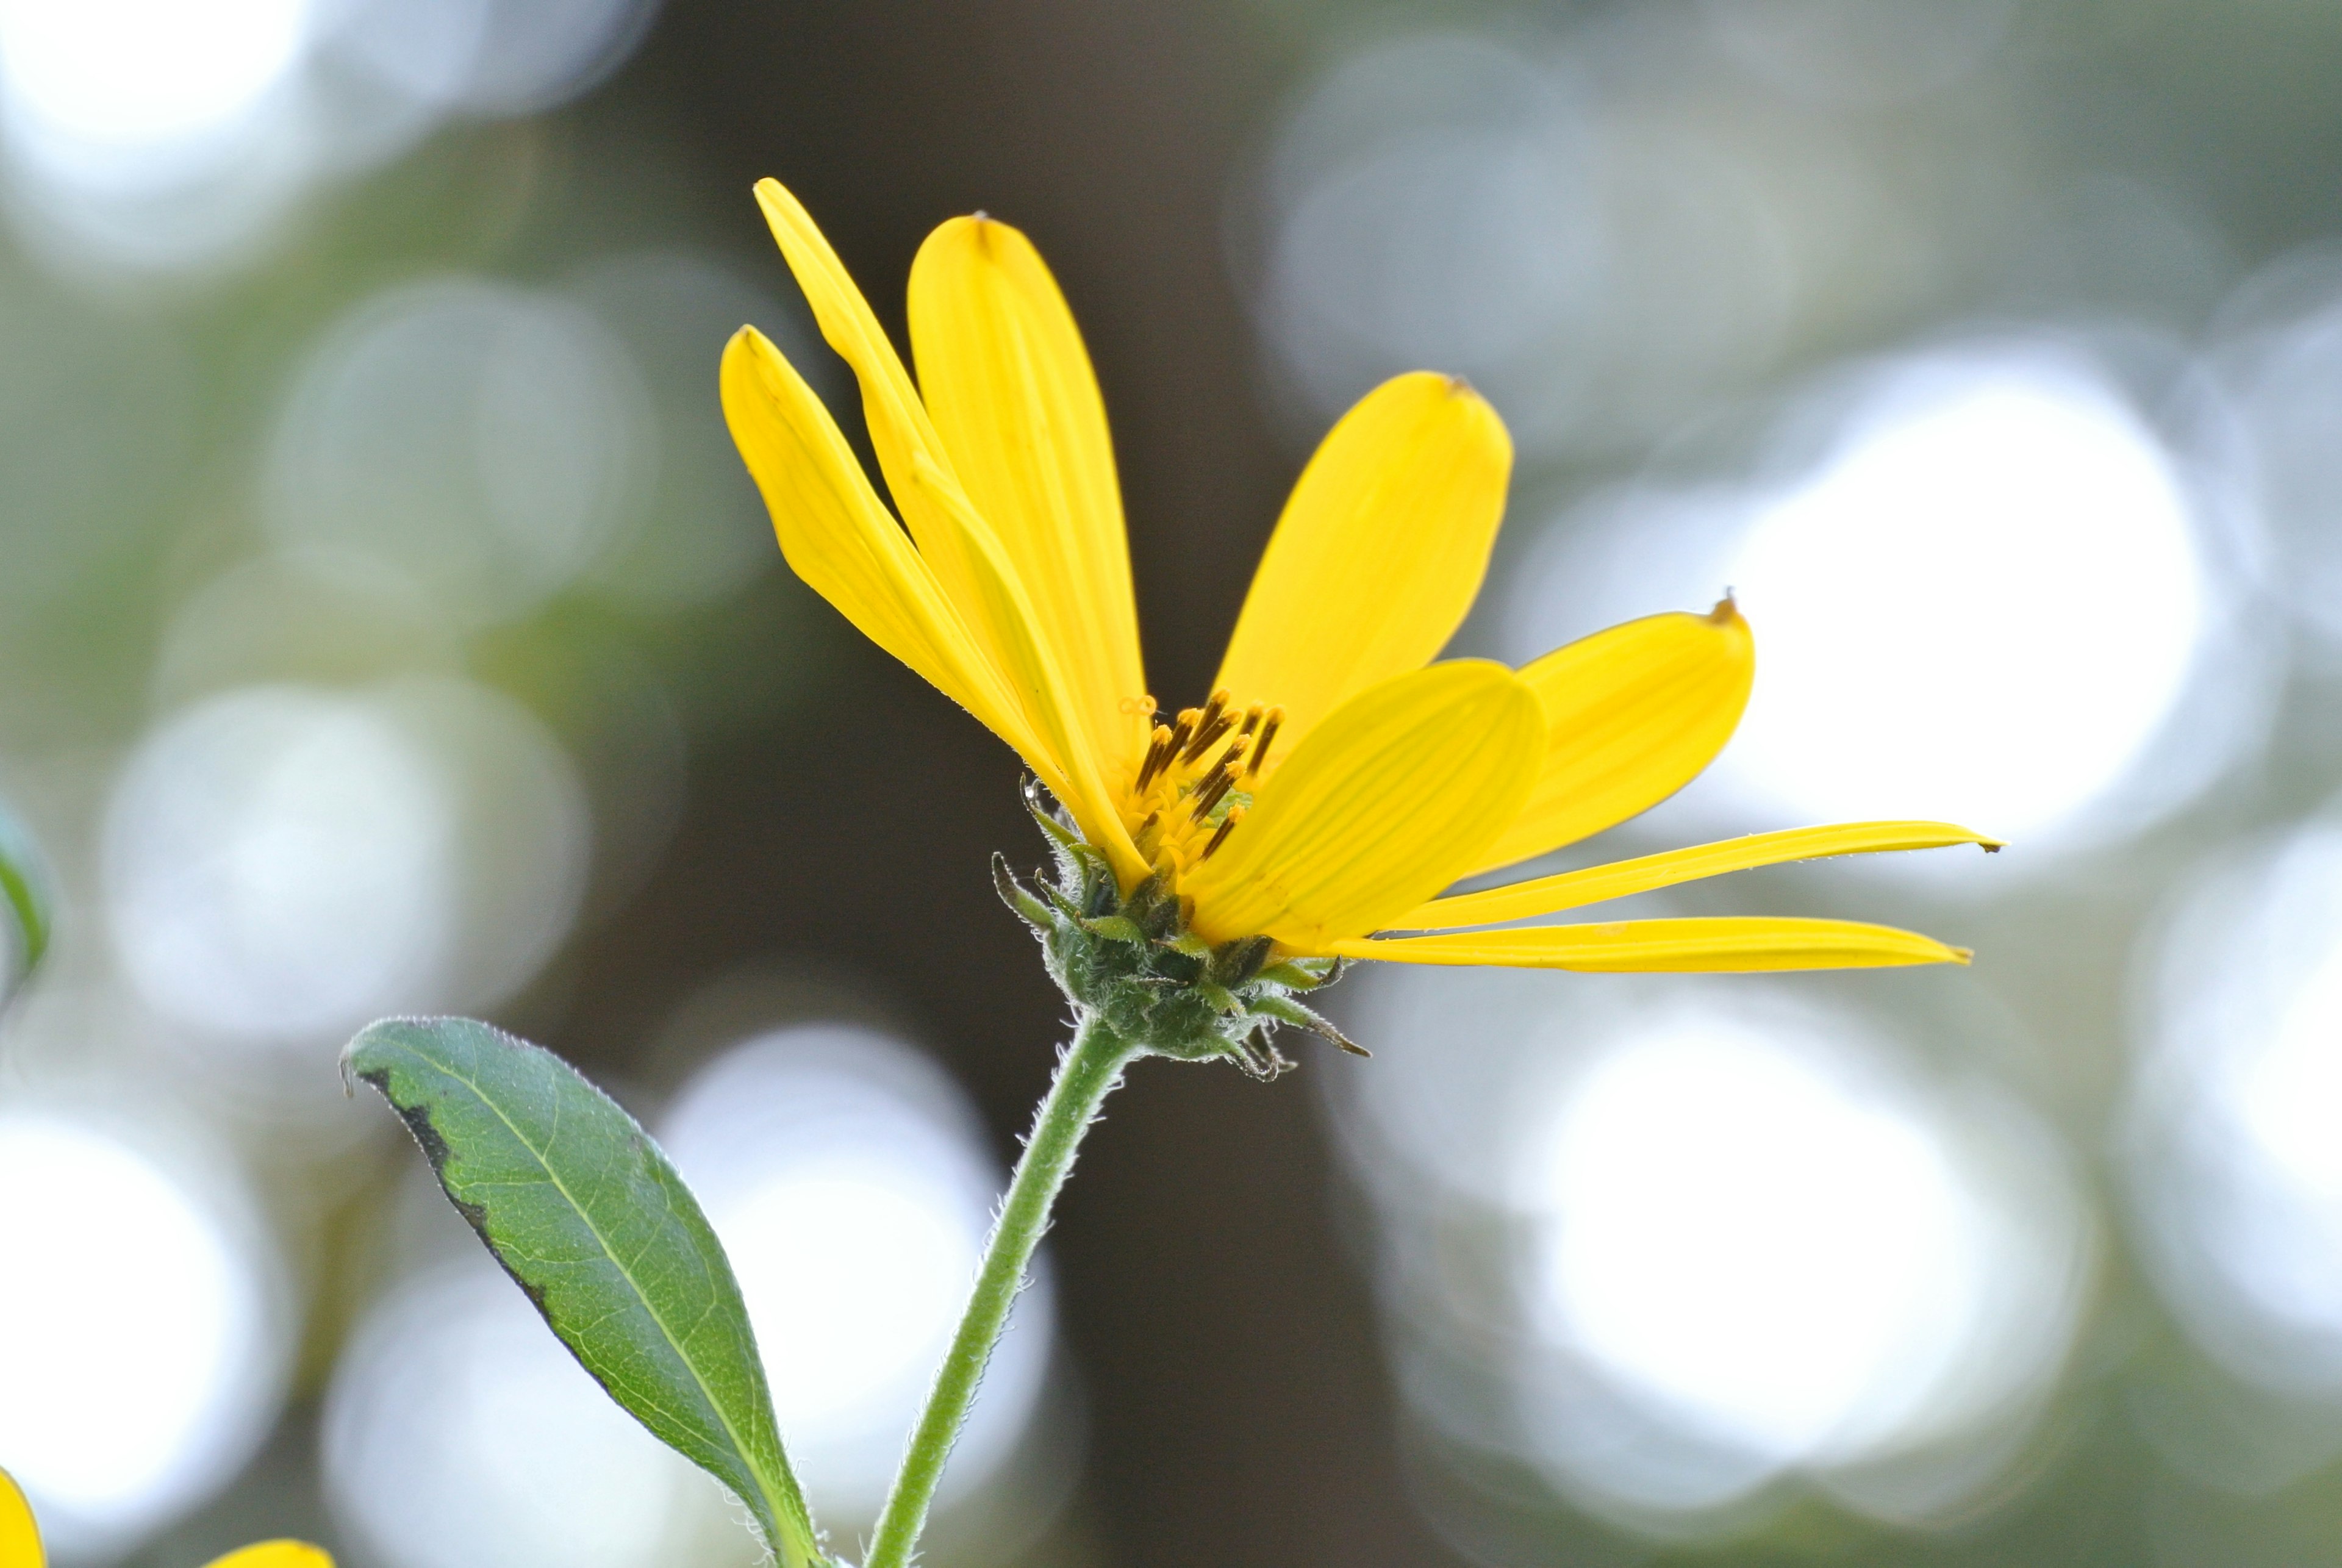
[344,1017,824,1566]
[0,800,51,1012]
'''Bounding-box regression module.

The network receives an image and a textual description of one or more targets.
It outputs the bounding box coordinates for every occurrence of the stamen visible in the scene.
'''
[1180,688,1235,763]
[1237,704,1264,739]
[1200,804,1245,859]
[1166,708,1200,765]
[1246,707,1284,777]
[1182,709,1236,764]
[1186,737,1248,819]
[1134,809,1163,852]
[1135,725,1175,790]
[1189,764,1239,825]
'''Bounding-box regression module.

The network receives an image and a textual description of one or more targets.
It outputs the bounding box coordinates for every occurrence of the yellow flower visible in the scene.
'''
[721,179,1989,973]
[1,1468,329,1568]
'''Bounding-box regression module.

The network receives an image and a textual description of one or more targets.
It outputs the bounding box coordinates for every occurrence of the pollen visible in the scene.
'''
[1121,690,1282,878]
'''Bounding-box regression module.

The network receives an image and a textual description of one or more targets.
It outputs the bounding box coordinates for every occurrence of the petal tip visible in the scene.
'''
[1707,592,1742,627]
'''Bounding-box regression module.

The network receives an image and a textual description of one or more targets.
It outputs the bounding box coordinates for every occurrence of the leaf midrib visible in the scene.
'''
[417,1042,800,1561]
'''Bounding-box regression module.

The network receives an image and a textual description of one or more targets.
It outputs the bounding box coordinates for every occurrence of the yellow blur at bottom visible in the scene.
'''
[0,1469,332,1568]
[204,1547,334,1568]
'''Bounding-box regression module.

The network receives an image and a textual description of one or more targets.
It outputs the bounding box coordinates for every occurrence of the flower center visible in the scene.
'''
[1118,687,1283,879]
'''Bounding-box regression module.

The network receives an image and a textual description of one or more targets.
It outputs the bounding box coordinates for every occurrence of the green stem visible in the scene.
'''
[862,1011,1137,1568]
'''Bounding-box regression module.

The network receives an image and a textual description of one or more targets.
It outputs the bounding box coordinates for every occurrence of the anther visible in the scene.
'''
[1201,804,1245,860]
[1246,707,1284,777]
[1181,708,1237,764]
[1165,708,1200,765]
[1135,725,1175,790]
[1180,689,1234,763]
[1134,809,1163,852]
[1186,737,1247,818]
[1189,766,1239,825]
[1237,704,1264,739]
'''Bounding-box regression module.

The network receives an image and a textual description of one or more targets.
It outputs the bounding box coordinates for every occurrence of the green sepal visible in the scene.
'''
[1209,936,1273,989]
[1022,777,1109,889]
[343,1017,826,1567]
[1083,914,1148,946]
[992,853,1054,931]
[1023,778,1083,854]
[1037,877,1089,925]
[1247,994,1370,1056]
[1001,794,1362,1078]
[1195,980,1243,1015]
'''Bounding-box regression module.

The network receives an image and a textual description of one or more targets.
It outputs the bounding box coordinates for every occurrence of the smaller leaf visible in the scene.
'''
[0,800,52,1012]
[345,1017,823,1566]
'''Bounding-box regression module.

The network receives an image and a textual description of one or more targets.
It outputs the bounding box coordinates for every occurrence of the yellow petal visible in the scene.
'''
[909,215,1148,776]
[1212,373,1511,753]
[1184,660,1543,947]
[0,1468,40,1568]
[1401,821,1999,929]
[747,183,1142,877]
[753,179,994,621]
[1325,917,1971,972]
[722,326,1062,789]
[1470,601,1755,875]
[201,1544,334,1568]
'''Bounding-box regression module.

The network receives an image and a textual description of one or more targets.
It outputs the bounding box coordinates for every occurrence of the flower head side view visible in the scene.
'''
[709,177,1997,1568]
[0,1468,328,1568]
[718,176,1991,1020]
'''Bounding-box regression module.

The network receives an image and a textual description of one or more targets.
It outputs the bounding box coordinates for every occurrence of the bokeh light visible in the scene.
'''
[659,1023,1058,1525]
[104,686,453,1045]
[1695,0,2016,107]
[1339,965,2088,1525]
[103,679,587,1053]
[1245,27,1800,460]
[1716,348,2208,843]
[0,0,308,187]
[2130,818,2342,1391]
[0,1113,288,1560]
[2215,246,2342,653]
[1505,343,2236,859]
[267,277,654,626]
[0,0,659,273]
[319,0,658,120]
[564,251,805,612]
[325,1259,739,1568]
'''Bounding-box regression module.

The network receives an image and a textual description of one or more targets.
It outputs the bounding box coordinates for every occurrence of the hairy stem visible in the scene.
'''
[862,1012,1137,1568]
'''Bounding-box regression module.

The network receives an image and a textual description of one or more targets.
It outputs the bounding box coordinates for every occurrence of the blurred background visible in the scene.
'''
[2,0,2342,1563]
